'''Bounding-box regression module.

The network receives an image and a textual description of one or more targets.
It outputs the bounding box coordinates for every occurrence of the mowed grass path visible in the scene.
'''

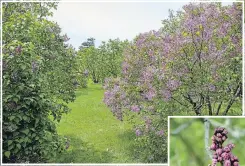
[52,82,137,163]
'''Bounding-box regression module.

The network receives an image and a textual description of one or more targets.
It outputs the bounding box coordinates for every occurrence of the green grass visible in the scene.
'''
[50,81,138,163]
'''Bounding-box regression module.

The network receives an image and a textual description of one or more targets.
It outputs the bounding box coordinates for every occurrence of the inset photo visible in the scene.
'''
[169,117,245,166]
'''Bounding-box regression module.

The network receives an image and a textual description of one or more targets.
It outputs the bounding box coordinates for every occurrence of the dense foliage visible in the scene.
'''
[77,38,129,83]
[103,2,242,163]
[2,2,79,163]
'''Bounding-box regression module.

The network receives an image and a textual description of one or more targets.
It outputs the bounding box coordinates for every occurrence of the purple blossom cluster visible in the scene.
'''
[166,79,181,91]
[131,105,140,113]
[103,78,127,121]
[143,88,156,101]
[208,84,216,92]
[210,127,239,166]
[135,128,142,136]
[161,89,172,102]
[156,130,164,136]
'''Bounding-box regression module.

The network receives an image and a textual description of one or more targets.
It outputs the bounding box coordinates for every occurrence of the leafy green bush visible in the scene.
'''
[2,2,79,163]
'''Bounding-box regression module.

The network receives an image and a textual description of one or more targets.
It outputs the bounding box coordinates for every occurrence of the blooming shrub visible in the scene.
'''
[104,2,242,163]
[209,127,239,166]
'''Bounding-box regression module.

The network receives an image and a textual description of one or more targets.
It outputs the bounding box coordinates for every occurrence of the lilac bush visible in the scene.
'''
[210,127,239,166]
[104,2,242,162]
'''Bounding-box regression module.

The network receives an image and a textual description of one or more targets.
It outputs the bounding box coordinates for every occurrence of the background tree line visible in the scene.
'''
[77,37,129,84]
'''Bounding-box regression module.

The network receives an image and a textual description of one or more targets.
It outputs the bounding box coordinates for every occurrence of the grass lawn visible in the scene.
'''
[50,81,138,163]
[49,81,242,163]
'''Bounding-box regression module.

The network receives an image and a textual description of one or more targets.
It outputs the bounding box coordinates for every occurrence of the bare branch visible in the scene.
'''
[215,101,223,115]
[204,118,212,159]
[171,119,197,135]
[206,95,212,115]
[223,83,241,115]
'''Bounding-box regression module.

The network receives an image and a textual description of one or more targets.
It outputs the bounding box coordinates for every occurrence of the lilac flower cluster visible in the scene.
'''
[210,127,239,166]
[135,128,142,136]
[142,66,156,83]
[166,79,181,91]
[103,78,126,121]
[161,89,172,102]
[143,88,156,101]
[208,84,216,92]
[131,105,140,113]
[156,130,164,136]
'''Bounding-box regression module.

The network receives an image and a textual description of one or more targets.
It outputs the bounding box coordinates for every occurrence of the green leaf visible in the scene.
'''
[16,144,21,149]
[7,140,13,146]
[13,97,18,103]
[9,116,15,121]
[23,116,28,121]
[8,144,14,151]
[20,64,26,70]
[21,129,29,135]
[4,151,10,158]
[32,133,36,138]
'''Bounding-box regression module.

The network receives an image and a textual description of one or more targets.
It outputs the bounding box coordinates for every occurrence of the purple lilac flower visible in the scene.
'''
[210,127,239,166]
[142,67,155,82]
[144,88,156,101]
[135,129,142,136]
[166,79,181,91]
[131,105,140,113]
[156,130,164,136]
[162,89,172,102]
[148,50,154,56]
[209,84,216,92]
[153,30,161,37]
[103,91,113,106]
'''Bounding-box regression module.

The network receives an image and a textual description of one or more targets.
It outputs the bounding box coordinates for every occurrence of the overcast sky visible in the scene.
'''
[50,1,233,49]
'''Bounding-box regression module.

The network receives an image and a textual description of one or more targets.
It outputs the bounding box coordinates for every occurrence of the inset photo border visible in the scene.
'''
[168,116,245,166]
[1,0,244,165]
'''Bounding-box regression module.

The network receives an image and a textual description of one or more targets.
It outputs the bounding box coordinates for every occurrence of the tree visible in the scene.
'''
[97,39,129,82]
[2,2,78,162]
[103,2,242,163]
[78,37,95,50]
[77,38,129,83]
